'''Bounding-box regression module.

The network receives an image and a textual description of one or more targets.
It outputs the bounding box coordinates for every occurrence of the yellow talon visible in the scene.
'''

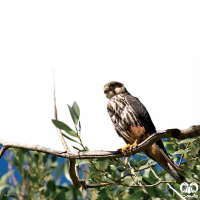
[117,144,131,155]
[129,139,138,152]
[133,139,138,147]
[117,140,138,155]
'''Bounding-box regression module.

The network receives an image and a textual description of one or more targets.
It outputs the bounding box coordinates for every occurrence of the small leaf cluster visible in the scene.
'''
[52,101,88,152]
[1,149,84,200]
[162,137,200,199]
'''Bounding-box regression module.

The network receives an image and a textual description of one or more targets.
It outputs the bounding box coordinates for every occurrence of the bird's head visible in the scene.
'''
[104,81,127,99]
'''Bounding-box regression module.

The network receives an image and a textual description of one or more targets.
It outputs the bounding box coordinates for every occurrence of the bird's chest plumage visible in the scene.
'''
[107,94,139,142]
[110,95,127,121]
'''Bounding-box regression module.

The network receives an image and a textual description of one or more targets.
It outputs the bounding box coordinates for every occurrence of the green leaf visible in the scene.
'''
[54,190,65,200]
[137,176,143,181]
[18,149,23,166]
[196,165,200,170]
[38,187,45,192]
[129,158,149,169]
[172,148,190,155]
[76,159,90,165]
[72,101,80,120]
[142,176,154,184]
[64,162,71,183]
[179,138,196,144]
[52,119,78,137]
[105,165,112,176]
[108,184,116,191]
[110,165,117,171]
[79,149,87,152]
[117,167,127,172]
[168,187,173,197]
[71,185,81,200]
[68,105,78,125]
[163,141,173,145]
[111,158,123,167]
[0,171,13,191]
[24,170,38,182]
[129,158,135,168]
[183,164,191,176]
[97,188,107,200]
[0,170,14,185]
[178,164,191,179]
[57,186,69,192]
[84,146,89,151]
[127,189,144,200]
[79,146,89,152]
[62,133,80,144]
[158,169,167,177]
[135,159,149,168]
[72,146,81,151]
[146,186,167,198]
[47,180,56,191]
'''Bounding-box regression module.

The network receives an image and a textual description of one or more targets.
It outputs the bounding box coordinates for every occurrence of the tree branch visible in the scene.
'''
[62,125,200,159]
[0,146,9,159]
[68,159,82,188]
[52,69,70,152]
[149,164,186,200]
[0,125,199,189]
[0,125,199,160]
[126,160,152,200]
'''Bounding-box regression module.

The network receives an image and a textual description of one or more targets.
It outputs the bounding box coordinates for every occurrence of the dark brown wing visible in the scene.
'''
[125,94,169,156]
[125,94,185,180]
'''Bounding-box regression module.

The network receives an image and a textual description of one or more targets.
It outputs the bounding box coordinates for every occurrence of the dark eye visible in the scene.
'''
[110,84,114,87]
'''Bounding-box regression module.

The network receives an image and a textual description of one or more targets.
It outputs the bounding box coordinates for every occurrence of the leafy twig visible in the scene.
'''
[148,163,186,200]
[52,69,70,153]
[192,174,200,182]
[127,161,152,200]
[179,143,190,166]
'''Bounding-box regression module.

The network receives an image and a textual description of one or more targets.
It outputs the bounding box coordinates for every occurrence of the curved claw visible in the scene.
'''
[117,144,131,155]
[117,140,138,155]
[129,139,138,152]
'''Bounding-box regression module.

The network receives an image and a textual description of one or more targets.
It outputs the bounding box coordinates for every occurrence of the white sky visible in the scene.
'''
[0,1,199,152]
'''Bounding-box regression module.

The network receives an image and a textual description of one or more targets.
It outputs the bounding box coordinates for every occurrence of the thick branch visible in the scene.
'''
[64,125,200,159]
[0,125,199,189]
[69,160,82,188]
[0,125,199,160]
[0,133,195,190]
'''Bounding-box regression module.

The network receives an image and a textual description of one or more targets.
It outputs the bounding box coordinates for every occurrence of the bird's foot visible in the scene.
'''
[129,139,138,153]
[117,144,131,155]
[117,140,138,155]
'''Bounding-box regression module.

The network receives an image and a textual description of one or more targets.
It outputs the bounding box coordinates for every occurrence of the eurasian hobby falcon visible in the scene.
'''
[104,81,185,180]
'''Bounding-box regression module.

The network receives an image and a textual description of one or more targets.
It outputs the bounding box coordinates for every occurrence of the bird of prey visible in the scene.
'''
[104,81,185,180]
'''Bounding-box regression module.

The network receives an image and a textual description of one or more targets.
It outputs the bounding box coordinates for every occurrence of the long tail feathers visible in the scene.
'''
[144,145,185,181]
